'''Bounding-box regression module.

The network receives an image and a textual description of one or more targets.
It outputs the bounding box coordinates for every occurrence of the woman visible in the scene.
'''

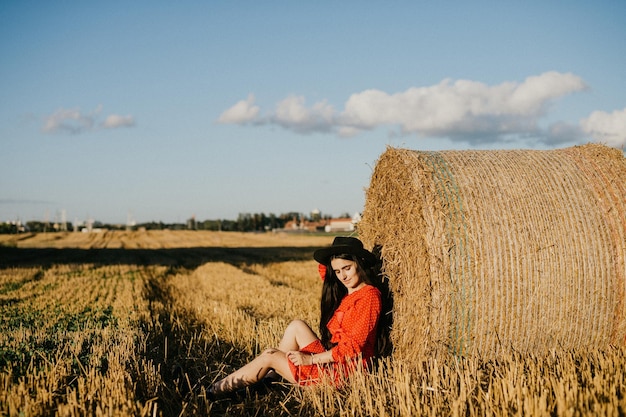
[209,236,386,397]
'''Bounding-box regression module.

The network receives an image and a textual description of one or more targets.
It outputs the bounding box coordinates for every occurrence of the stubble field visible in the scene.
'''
[0,231,624,416]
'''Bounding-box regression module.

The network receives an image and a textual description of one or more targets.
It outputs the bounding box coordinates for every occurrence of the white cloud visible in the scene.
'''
[217,94,260,124]
[102,114,135,129]
[218,72,601,145]
[42,107,96,134]
[580,108,626,148]
[271,95,335,133]
[339,71,587,137]
[509,72,587,114]
[42,105,135,134]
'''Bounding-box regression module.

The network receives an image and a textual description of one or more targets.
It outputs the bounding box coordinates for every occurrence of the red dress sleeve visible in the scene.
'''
[328,285,381,363]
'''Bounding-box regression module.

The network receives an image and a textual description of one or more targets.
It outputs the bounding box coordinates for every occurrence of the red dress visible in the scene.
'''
[288,284,381,385]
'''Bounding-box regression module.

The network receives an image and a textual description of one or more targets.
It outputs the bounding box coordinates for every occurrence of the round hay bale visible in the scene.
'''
[359,143,626,362]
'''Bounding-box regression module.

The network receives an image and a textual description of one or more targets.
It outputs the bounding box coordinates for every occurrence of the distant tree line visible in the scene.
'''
[0,211,342,234]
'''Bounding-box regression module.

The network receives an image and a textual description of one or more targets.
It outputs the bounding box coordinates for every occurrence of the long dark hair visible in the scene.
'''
[319,253,393,358]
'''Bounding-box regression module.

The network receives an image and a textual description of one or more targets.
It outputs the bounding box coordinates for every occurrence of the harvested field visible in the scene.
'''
[1,230,625,416]
[359,143,626,363]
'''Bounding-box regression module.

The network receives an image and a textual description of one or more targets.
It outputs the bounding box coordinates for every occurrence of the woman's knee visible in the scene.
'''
[259,348,286,366]
[287,320,318,346]
[286,319,310,332]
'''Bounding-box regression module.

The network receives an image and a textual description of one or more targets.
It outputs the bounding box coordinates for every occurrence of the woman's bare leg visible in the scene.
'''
[278,319,319,352]
[212,349,295,394]
[261,320,319,383]
[211,320,319,395]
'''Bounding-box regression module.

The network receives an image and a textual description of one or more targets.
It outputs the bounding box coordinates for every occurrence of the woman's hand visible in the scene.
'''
[286,351,313,366]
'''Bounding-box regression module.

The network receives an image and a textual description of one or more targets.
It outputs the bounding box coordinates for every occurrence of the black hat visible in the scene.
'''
[313,237,376,266]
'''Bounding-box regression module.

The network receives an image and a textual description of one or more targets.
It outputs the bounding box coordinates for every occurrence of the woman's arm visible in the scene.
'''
[286,349,335,366]
[311,349,334,365]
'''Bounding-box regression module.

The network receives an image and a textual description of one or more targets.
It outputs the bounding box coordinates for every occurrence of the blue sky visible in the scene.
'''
[1,1,625,224]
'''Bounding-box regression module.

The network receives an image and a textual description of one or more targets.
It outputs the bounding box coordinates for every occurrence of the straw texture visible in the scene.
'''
[359,144,626,362]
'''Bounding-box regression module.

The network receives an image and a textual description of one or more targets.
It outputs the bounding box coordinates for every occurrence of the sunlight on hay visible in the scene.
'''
[169,261,321,354]
[2,231,626,415]
[359,143,626,362]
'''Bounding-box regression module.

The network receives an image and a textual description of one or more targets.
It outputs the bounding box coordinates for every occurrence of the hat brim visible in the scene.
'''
[313,245,377,266]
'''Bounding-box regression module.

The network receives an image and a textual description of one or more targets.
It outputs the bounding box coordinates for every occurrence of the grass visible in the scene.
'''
[0,230,624,416]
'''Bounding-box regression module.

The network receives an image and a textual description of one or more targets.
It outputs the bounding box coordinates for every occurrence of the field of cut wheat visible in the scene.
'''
[1,231,624,416]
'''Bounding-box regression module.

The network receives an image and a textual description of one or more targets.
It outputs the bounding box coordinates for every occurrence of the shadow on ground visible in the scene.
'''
[0,246,318,270]
[0,238,324,415]
[136,261,302,417]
